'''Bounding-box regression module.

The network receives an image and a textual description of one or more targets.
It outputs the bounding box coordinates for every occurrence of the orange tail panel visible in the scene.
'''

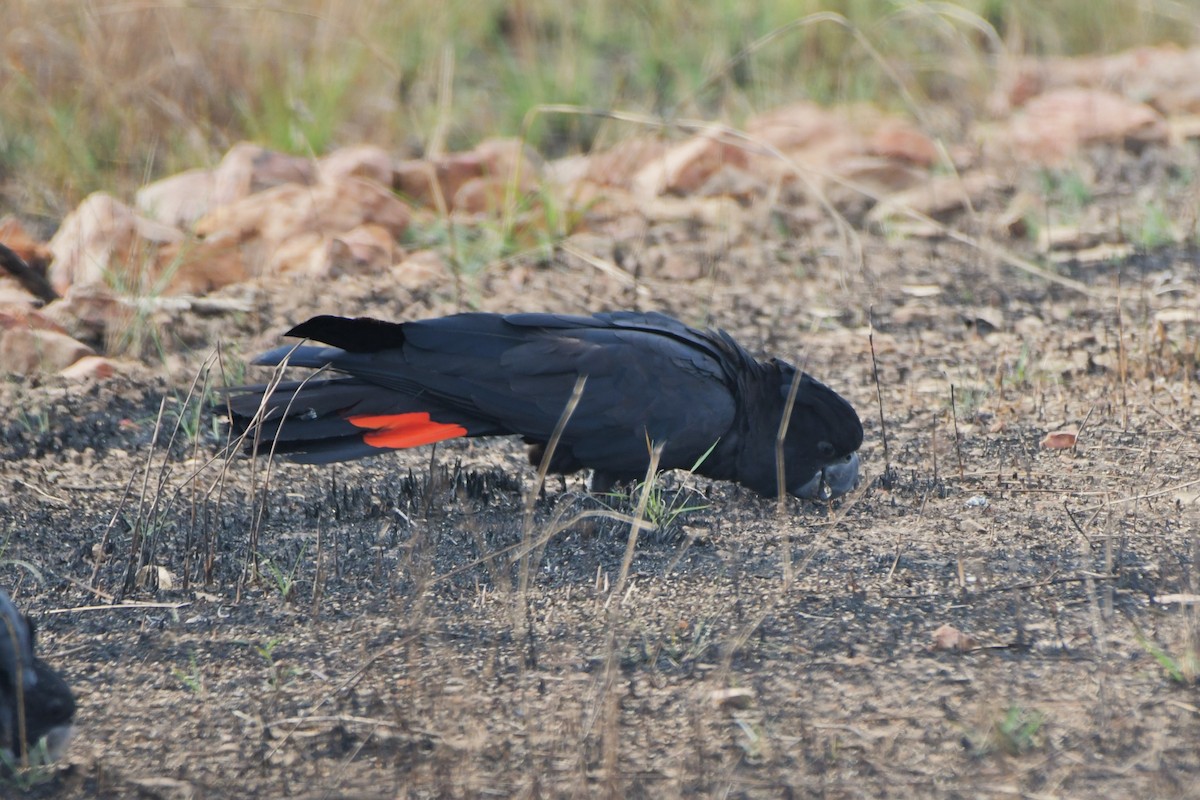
[346,412,468,449]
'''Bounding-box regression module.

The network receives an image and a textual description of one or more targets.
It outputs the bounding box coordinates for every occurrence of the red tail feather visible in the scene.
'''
[346,412,467,449]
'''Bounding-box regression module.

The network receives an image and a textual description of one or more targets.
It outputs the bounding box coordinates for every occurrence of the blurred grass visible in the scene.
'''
[0,0,1195,222]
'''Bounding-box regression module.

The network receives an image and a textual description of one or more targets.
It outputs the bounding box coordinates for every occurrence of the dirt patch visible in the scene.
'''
[4,144,1200,798]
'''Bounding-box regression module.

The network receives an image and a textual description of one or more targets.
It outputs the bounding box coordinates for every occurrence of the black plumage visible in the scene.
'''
[225,311,863,499]
[0,590,75,764]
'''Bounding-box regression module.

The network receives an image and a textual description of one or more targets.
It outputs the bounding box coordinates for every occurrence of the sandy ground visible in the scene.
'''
[3,142,1200,798]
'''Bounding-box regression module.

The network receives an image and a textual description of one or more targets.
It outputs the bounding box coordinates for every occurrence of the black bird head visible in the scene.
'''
[0,591,75,767]
[779,373,863,500]
[717,360,863,500]
[638,328,867,500]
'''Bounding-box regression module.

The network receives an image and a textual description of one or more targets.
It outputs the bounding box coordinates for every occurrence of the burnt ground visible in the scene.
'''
[3,144,1200,798]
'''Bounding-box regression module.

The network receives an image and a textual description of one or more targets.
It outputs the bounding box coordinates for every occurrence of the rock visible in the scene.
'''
[1041,430,1078,450]
[743,102,937,207]
[136,168,217,229]
[395,138,541,211]
[544,153,590,187]
[824,156,926,211]
[47,193,130,292]
[0,327,94,373]
[1007,88,1168,165]
[139,143,323,230]
[41,284,126,348]
[268,224,397,279]
[394,153,475,209]
[0,280,39,307]
[0,306,68,335]
[631,130,749,198]
[195,176,410,277]
[59,355,118,380]
[0,224,58,305]
[932,624,976,652]
[265,231,326,276]
[696,165,768,203]
[472,137,543,182]
[319,144,395,186]
[311,176,413,238]
[747,101,847,150]
[326,224,398,275]
[453,176,511,215]
[212,142,316,207]
[197,176,410,243]
[657,251,707,281]
[746,102,864,167]
[154,236,248,294]
[47,193,184,294]
[993,45,1200,116]
[582,137,670,188]
[869,119,939,167]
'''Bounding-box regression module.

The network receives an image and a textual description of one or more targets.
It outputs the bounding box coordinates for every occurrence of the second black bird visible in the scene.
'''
[225,311,863,499]
[0,590,75,765]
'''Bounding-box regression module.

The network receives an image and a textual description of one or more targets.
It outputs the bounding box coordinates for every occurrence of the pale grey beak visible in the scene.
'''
[793,452,860,500]
[41,723,74,762]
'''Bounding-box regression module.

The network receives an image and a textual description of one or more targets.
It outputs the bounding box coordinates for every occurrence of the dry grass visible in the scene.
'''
[1,0,1195,221]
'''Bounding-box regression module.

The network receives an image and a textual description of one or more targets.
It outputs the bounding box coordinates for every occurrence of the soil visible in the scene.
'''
[3,143,1200,799]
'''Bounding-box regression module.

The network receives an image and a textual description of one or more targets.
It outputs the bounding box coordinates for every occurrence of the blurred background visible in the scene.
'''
[2,0,1195,220]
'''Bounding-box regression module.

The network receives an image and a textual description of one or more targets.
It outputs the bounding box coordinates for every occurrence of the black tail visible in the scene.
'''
[223,365,501,465]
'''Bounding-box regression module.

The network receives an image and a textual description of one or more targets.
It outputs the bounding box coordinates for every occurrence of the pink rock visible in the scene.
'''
[453,176,510,214]
[583,137,670,188]
[746,102,865,161]
[59,355,117,380]
[270,223,399,279]
[932,623,976,652]
[154,236,248,294]
[198,176,410,244]
[394,138,541,211]
[265,232,326,276]
[41,284,125,347]
[196,176,410,278]
[48,193,184,294]
[471,138,543,181]
[0,281,39,308]
[0,327,94,374]
[0,306,68,334]
[994,45,1200,116]
[395,156,484,209]
[869,120,939,167]
[136,168,217,229]
[631,131,749,198]
[212,142,316,207]
[327,224,397,274]
[319,145,395,186]
[1008,88,1168,165]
